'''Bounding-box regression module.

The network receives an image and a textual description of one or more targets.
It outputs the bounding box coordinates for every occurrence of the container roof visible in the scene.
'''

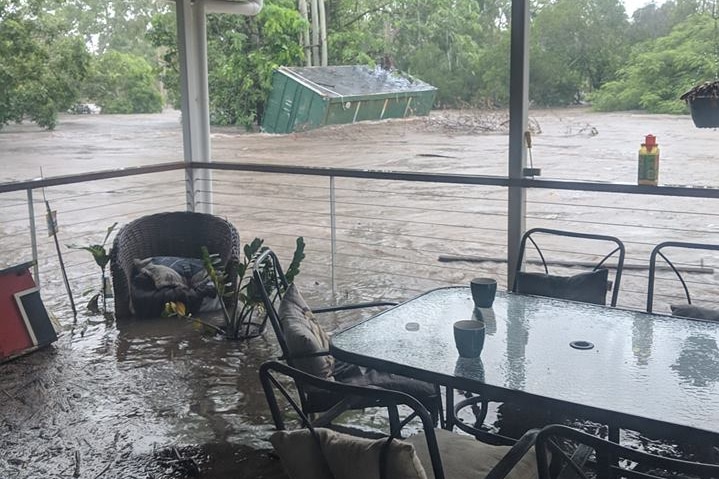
[281,65,436,98]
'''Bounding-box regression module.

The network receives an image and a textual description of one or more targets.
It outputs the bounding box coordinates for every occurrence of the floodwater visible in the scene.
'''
[1,108,718,478]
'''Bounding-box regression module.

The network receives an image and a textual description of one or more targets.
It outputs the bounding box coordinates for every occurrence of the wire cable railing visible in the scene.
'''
[2,161,719,322]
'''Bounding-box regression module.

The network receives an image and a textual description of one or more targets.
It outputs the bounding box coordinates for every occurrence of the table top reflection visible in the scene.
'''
[330,287,719,436]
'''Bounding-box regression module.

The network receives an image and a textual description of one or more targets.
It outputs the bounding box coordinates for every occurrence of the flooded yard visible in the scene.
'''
[1,107,718,478]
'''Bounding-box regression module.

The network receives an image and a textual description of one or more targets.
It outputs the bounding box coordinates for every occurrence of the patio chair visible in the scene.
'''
[252,248,444,430]
[260,360,539,479]
[536,424,719,479]
[512,228,626,307]
[646,241,719,318]
[110,211,240,319]
[453,228,626,444]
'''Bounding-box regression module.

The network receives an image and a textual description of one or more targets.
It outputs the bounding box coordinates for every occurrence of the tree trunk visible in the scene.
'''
[319,0,327,66]
[310,0,320,66]
[298,0,311,66]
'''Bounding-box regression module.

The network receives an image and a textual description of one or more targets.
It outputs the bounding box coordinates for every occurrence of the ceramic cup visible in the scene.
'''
[470,277,497,308]
[453,320,486,358]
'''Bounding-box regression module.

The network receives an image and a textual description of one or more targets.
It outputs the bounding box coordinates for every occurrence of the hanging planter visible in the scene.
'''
[680,80,719,128]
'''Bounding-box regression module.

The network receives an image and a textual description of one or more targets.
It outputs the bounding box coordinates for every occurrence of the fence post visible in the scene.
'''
[330,176,337,303]
[27,189,40,285]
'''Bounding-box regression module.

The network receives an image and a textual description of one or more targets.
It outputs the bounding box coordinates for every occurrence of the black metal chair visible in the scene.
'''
[646,241,719,315]
[252,248,444,430]
[260,360,539,479]
[536,424,719,479]
[453,228,626,445]
[512,228,626,307]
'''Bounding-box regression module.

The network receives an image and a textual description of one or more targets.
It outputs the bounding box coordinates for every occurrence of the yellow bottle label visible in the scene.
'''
[638,146,659,186]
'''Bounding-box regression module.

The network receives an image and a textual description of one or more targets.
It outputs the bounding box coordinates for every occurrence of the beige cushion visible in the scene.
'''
[405,429,537,479]
[270,429,333,479]
[278,283,334,379]
[270,428,427,479]
[670,303,719,321]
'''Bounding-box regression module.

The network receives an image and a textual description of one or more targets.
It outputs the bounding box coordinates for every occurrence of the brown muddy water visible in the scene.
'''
[1,108,718,478]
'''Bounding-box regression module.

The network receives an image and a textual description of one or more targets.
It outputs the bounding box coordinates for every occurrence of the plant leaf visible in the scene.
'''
[285,236,306,283]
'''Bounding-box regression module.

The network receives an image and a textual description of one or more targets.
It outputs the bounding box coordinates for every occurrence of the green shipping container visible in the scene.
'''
[262,65,437,134]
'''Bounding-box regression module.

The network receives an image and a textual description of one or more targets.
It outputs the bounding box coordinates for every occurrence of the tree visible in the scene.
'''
[0,0,90,129]
[322,0,513,107]
[54,0,169,61]
[592,13,716,113]
[149,0,304,128]
[530,0,630,105]
[83,51,163,114]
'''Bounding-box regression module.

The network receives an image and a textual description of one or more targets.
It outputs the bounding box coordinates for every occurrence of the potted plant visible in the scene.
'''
[680,80,719,128]
[165,236,305,340]
[66,222,118,314]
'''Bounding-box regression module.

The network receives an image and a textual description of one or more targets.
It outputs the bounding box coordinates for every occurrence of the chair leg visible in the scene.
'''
[434,385,445,429]
[388,405,401,437]
[445,387,455,430]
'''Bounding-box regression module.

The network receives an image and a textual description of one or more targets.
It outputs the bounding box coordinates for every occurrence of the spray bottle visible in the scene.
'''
[638,134,659,186]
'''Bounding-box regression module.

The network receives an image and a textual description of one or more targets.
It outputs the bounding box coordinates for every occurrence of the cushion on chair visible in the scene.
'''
[134,258,186,289]
[270,429,333,479]
[130,256,219,318]
[344,369,437,410]
[514,269,609,305]
[278,283,335,379]
[405,428,537,479]
[301,368,438,417]
[270,428,427,479]
[670,304,719,321]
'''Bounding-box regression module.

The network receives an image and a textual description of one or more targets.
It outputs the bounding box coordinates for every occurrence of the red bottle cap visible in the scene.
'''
[645,134,657,151]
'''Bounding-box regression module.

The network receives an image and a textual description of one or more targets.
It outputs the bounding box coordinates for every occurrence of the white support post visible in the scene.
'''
[176,0,213,214]
[507,0,530,288]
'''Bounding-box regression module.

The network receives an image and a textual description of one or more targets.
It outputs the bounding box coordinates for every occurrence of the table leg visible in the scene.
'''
[445,387,455,430]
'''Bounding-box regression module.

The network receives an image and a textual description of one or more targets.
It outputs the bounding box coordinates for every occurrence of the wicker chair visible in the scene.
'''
[110,211,240,319]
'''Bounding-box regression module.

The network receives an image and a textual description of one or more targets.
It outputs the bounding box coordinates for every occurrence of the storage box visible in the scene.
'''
[0,262,58,362]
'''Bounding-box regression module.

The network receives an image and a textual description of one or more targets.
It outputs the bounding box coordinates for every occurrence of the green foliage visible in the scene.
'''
[149,0,304,128]
[83,51,163,114]
[0,2,90,130]
[146,11,181,109]
[285,237,306,284]
[201,237,306,339]
[2,0,713,124]
[66,222,118,313]
[53,0,168,61]
[530,0,630,105]
[66,222,118,271]
[592,14,715,113]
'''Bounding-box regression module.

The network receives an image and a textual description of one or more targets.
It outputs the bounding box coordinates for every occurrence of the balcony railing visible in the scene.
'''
[2,161,719,320]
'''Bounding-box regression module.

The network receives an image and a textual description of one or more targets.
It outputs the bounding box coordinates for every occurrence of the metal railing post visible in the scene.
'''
[330,176,337,303]
[27,189,40,284]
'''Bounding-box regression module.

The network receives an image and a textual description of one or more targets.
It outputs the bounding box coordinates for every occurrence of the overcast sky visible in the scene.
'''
[623,0,667,15]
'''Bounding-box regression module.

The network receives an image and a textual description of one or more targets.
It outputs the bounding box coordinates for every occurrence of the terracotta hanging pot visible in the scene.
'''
[680,80,719,128]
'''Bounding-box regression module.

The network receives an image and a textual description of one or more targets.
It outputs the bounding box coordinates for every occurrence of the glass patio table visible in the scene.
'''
[330,287,719,444]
